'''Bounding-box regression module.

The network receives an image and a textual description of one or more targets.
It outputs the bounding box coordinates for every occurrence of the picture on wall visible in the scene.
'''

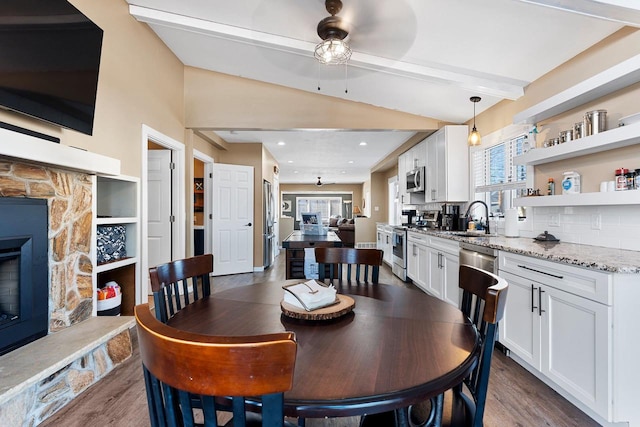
[282,200,291,213]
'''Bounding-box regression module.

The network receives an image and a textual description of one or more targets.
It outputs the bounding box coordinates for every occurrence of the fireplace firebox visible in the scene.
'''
[0,198,48,355]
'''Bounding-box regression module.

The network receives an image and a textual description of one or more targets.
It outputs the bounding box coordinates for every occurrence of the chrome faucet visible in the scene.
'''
[463,200,490,235]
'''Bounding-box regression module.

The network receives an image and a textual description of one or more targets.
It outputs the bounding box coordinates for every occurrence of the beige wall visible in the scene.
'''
[184,67,441,131]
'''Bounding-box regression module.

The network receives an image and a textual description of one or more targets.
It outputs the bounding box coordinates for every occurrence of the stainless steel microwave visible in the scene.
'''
[406,167,425,193]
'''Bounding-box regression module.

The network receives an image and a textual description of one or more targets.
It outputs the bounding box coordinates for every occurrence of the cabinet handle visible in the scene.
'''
[431,189,436,201]
[517,264,564,279]
[531,284,538,313]
[538,287,545,316]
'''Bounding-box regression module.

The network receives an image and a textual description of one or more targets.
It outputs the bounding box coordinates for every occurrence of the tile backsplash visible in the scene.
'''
[519,204,640,251]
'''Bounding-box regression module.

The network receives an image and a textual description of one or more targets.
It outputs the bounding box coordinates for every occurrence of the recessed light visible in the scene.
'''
[341,170,346,174]
[277,141,286,146]
[288,160,294,163]
[359,141,367,146]
[293,170,299,174]
[348,160,354,164]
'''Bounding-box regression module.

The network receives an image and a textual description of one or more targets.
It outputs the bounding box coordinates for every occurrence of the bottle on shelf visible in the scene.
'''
[547,178,555,196]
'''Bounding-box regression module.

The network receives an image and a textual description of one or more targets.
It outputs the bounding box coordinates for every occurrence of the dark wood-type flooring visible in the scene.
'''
[41,251,600,427]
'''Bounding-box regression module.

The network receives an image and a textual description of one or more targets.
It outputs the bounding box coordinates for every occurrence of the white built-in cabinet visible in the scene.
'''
[92,175,141,316]
[425,125,469,203]
[407,231,428,290]
[376,224,393,266]
[425,236,460,306]
[407,232,460,307]
[397,139,426,205]
[498,251,612,422]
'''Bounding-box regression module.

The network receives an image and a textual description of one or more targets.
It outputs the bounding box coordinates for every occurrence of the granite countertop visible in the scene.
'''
[407,228,640,274]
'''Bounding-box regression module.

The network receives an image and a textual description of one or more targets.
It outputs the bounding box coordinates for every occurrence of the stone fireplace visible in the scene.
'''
[0,160,95,336]
[0,132,134,425]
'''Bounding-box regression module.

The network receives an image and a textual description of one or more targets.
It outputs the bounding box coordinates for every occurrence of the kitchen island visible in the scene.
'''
[282,230,343,279]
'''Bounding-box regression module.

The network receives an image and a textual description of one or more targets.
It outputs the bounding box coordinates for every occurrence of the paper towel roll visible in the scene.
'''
[505,208,519,237]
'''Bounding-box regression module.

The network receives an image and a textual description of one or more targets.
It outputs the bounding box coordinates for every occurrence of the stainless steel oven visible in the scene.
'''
[392,227,408,281]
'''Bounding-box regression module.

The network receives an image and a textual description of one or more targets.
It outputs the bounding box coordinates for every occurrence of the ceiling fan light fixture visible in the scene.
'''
[315,38,352,64]
[468,96,482,147]
[315,0,351,65]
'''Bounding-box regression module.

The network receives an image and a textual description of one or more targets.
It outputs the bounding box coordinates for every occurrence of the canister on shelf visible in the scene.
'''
[547,178,555,195]
[561,171,581,194]
[626,170,636,190]
[635,169,640,190]
[559,129,573,143]
[574,122,585,139]
[615,168,628,191]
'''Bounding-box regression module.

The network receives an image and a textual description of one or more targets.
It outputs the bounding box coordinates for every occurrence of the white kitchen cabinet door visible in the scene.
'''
[426,247,443,298]
[499,270,541,370]
[541,286,611,419]
[407,241,419,282]
[441,251,460,307]
[425,125,469,203]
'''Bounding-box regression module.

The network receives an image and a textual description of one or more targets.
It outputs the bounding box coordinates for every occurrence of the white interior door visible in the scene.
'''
[213,163,254,275]
[147,149,172,269]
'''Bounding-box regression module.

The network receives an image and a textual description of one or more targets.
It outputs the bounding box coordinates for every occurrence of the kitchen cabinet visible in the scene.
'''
[426,236,460,305]
[498,251,611,421]
[376,224,393,266]
[425,125,469,203]
[383,226,393,266]
[93,175,140,316]
[407,231,428,291]
[407,233,459,306]
[397,140,426,206]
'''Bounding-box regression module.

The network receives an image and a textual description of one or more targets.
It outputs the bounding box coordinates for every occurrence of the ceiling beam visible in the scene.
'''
[516,0,640,27]
[129,5,526,100]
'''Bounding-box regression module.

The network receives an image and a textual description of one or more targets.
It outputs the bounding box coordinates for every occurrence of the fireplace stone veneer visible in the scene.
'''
[0,159,94,331]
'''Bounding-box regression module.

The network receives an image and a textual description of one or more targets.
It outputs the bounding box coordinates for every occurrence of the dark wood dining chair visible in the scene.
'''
[135,303,297,427]
[314,247,383,284]
[360,264,508,427]
[149,253,213,323]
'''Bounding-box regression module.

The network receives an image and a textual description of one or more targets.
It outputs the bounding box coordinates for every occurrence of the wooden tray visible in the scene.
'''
[281,294,355,321]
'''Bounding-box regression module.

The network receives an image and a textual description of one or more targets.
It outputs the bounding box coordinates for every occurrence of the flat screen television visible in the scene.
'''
[0,0,103,136]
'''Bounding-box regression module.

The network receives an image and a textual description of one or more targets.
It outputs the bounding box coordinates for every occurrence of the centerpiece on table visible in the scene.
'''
[281,280,355,320]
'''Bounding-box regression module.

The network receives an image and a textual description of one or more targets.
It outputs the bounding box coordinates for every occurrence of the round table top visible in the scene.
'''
[167,281,479,418]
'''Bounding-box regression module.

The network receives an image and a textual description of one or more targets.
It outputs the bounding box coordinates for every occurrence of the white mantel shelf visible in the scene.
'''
[0,127,120,175]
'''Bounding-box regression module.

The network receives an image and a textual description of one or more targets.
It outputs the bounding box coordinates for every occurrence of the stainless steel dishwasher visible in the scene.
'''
[459,241,498,274]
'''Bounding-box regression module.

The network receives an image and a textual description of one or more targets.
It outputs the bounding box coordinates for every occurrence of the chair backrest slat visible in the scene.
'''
[135,304,297,427]
[315,247,383,285]
[458,264,508,426]
[149,254,213,323]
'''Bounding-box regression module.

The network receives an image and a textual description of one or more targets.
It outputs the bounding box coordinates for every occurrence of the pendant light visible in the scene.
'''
[468,96,482,146]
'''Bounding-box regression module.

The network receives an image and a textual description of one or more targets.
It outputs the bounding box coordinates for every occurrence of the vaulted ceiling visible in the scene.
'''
[126,0,638,184]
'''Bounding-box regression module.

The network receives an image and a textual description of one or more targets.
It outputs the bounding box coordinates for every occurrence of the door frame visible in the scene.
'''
[193,149,214,256]
[141,124,186,296]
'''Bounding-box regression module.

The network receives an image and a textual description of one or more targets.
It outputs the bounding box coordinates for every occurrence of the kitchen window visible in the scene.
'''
[471,133,527,217]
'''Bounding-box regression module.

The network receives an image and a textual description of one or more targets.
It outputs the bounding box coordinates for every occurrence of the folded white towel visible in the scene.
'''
[283,280,336,311]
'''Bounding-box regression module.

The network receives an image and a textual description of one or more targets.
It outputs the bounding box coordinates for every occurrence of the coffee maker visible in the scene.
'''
[441,204,460,231]
[401,209,417,226]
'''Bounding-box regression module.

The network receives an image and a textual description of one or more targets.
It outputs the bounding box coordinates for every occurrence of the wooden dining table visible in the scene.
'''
[167,280,480,424]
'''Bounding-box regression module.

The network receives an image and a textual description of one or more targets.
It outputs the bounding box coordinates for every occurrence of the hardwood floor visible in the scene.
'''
[41,251,599,427]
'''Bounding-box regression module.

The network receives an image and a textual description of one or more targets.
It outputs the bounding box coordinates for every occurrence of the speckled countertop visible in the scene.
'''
[407,228,640,274]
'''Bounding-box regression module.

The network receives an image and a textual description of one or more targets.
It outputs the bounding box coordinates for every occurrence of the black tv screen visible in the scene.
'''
[0,0,103,136]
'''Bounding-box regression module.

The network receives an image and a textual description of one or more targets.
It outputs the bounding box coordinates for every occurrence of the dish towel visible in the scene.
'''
[283,280,336,311]
[303,247,319,279]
